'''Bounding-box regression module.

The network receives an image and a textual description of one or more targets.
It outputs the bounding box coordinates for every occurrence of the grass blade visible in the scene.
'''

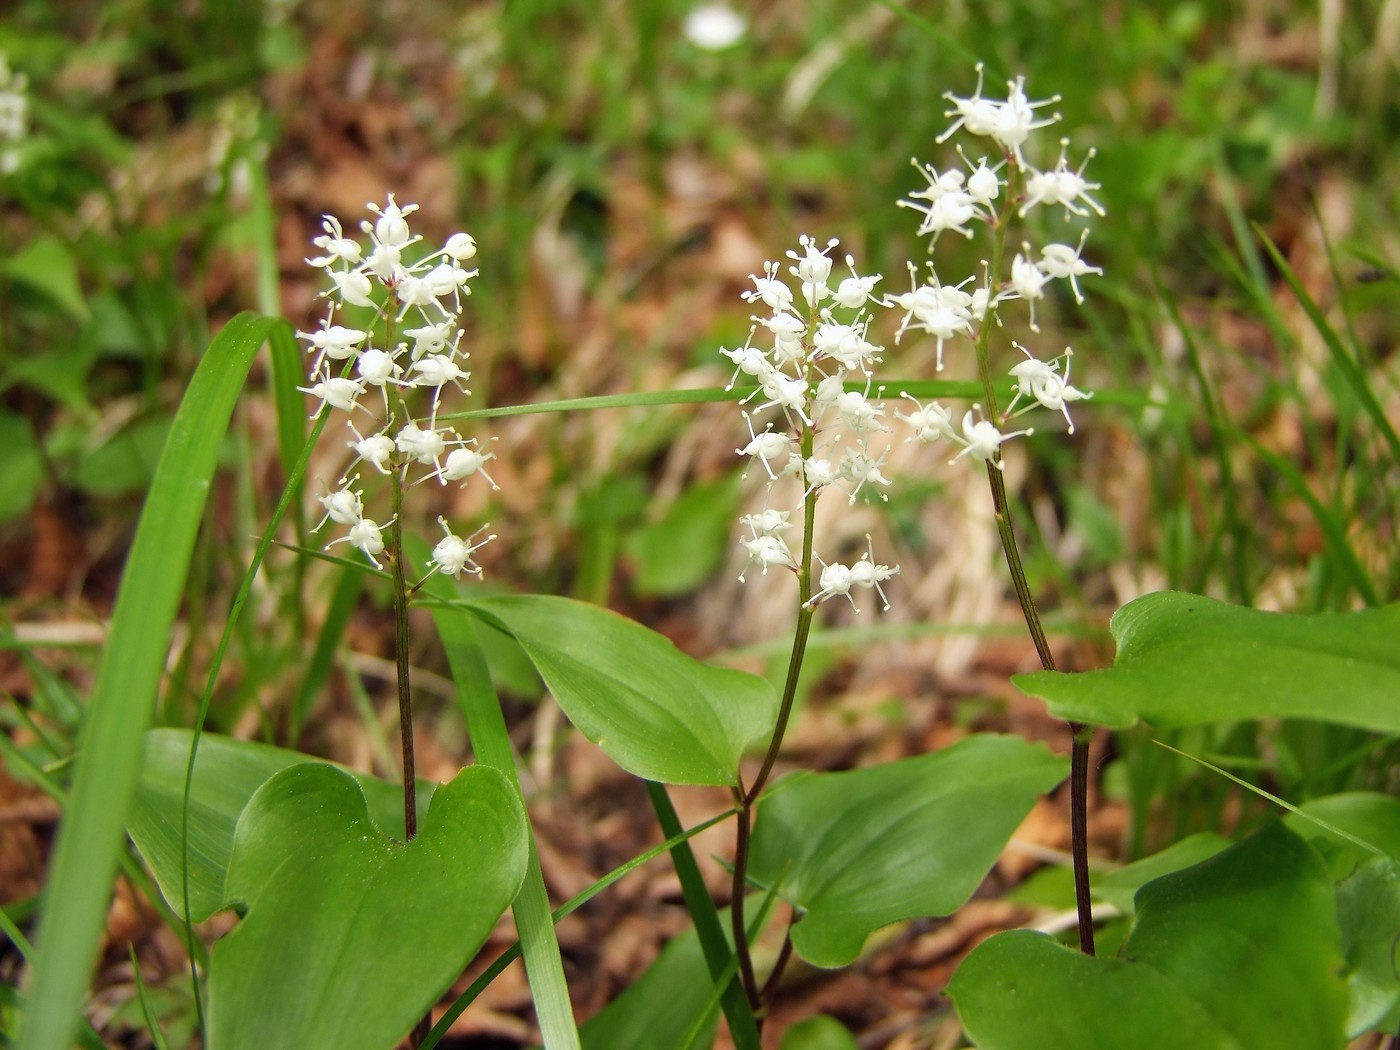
[18,312,276,1050]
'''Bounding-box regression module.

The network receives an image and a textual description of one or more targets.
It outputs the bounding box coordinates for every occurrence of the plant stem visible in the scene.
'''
[388,464,432,1048]
[983,461,1095,954]
[731,422,820,1011]
[971,162,1096,956]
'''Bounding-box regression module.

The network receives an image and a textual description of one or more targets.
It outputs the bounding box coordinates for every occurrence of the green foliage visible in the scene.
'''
[127,729,432,921]
[458,594,778,786]
[208,763,527,1050]
[1016,591,1400,732]
[16,313,275,1050]
[950,823,1349,1049]
[749,736,1067,967]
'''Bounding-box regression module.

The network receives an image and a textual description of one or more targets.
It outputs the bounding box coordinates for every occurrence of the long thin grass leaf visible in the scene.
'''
[18,312,275,1050]
[647,781,762,1050]
[426,580,580,1050]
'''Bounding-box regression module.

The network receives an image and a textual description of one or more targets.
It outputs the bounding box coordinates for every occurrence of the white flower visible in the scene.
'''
[1021,139,1105,218]
[427,517,494,579]
[437,441,499,489]
[683,2,746,50]
[299,372,366,416]
[738,533,794,582]
[949,406,1033,471]
[896,393,955,444]
[838,446,892,503]
[328,515,394,569]
[1006,249,1050,331]
[315,477,363,530]
[346,421,396,475]
[737,415,792,480]
[805,538,898,612]
[1007,343,1092,433]
[1038,229,1102,304]
[741,261,795,313]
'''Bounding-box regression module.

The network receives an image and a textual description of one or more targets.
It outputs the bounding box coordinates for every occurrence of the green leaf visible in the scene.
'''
[127,728,433,922]
[18,312,275,1050]
[949,823,1348,1049]
[1015,591,1400,732]
[778,1016,860,1050]
[208,763,527,1050]
[1287,791,1400,867]
[748,736,1068,967]
[0,411,43,523]
[1335,856,1400,1037]
[1092,832,1231,915]
[458,595,777,786]
[579,923,718,1050]
[2,234,89,322]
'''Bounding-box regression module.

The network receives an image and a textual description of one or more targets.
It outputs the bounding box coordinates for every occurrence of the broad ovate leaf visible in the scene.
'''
[458,595,776,786]
[949,823,1347,1049]
[127,728,428,921]
[1016,591,1400,731]
[749,735,1067,967]
[208,763,527,1050]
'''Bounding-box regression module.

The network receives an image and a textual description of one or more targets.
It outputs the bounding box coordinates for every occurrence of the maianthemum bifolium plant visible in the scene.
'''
[14,61,1400,1050]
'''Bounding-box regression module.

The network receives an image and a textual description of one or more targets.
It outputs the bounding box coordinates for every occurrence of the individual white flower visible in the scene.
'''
[436,440,500,489]
[1006,249,1050,331]
[831,255,883,309]
[888,263,974,368]
[444,232,477,260]
[949,406,1033,471]
[895,393,956,444]
[738,532,794,582]
[298,371,366,416]
[937,63,1003,143]
[364,194,418,249]
[403,319,457,360]
[1006,343,1092,433]
[741,261,795,313]
[427,517,494,579]
[838,446,892,503]
[307,215,363,269]
[683,2,746,50]
[299,321,369,368]
[328,515,395,570]
[739,508,792,536]
[805,538,898,612]
[989,74,1060,162]
[964,154,1003,207]
[1021,139,1105,218]
[1038,229,1102,304]
[395,421,451,469]
[346,421,396,475]
[737,415,792,480]
[315,477,363,530]
[900,161,980,242]
[719,336,775,391]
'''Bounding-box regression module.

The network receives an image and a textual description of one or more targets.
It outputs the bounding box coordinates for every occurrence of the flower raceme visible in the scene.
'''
[297,195,494,581]
[892,64,1103,463]
[727,236,898,612]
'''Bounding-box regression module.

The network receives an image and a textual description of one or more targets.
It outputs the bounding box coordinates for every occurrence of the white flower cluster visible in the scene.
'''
[0,53,29,175]
[725,236,898,612]
[300,195,496,581]
[893,64,1102,465]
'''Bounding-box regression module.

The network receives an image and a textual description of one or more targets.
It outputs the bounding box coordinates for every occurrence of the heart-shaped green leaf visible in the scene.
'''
[949,823,1348,1049]
[748,735,1068,967]
[1015,591,1400,731]
[208,763,527,1050]
[127,728,431,921]
[458,594,777,786]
